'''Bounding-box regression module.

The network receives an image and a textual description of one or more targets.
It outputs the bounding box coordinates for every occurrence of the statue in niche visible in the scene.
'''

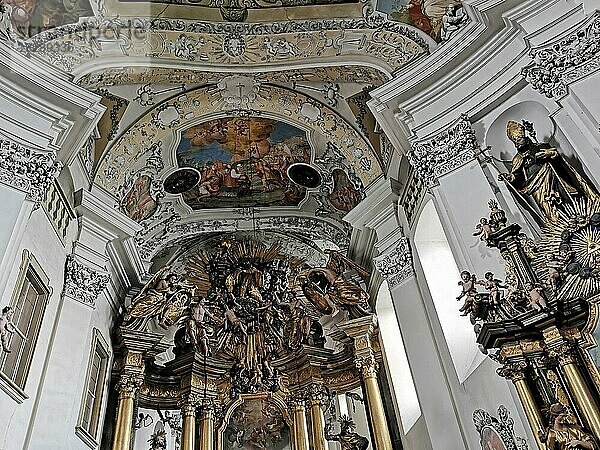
[325,415,369,450]
[524,282,548,312]
[498,120,599,222]
[543,403,595,450]
[297,249,371,318]
[123,268,196,330]
[0,306,26,353]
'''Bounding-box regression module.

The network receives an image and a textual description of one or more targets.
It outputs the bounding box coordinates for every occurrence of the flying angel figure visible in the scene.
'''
[296,249,371,318]
[122,267,195,331]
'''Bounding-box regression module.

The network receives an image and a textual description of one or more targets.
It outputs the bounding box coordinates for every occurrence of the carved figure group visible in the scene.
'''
[123,268,196,330]
[298,249,371,319]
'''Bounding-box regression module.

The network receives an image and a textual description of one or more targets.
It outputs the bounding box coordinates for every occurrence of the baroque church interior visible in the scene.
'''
[1,0,600,448]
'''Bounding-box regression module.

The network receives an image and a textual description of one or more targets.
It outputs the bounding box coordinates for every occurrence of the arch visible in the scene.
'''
[413,200,484,382]
[94,82,382,198]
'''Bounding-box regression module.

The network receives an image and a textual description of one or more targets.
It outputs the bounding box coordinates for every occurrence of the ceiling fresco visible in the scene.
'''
[3,0,93,38]
[376,0,466,41]
[175,117,311,209]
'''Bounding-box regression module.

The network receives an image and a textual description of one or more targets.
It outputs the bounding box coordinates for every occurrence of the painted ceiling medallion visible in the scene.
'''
[163,168,201,194]
[175,117,312,209]
[287,163,322,189]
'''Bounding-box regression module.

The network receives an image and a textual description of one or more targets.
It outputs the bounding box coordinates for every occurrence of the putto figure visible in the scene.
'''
[0,306,26,353]
[499,120,599,222]
[456,270,478,317]
[473,217,493,245]
[479,272,506,306]
[524,282,548,312]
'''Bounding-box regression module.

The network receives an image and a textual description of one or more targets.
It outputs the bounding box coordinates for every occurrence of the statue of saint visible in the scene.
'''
[499,121,598,222]
[544,403,595,450]
[325,415,369,450]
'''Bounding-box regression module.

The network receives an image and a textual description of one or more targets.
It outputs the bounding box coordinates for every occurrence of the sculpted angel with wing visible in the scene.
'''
[297,249,371,318]
[123,267,196,331]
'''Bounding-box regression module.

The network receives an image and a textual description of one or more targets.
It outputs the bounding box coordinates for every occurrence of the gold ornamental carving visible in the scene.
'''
[355,355,378,379]
[117,373,144,399]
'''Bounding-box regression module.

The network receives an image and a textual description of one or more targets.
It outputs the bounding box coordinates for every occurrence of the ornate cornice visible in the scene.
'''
[62,255,110,308]
[0,139,62,205]
[374,237,414,288]
[408,114,478,187]
[522,12,600,99]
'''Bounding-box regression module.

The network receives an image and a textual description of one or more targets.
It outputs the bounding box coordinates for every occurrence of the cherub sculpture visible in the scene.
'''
[524,282,548,312]
[0,306,26,353]
[457,270,478,316]
[297,249,370,318]
[473,218,493,245]
[325,415,369,450]
[123,268,195,330]
[478,272,506,305]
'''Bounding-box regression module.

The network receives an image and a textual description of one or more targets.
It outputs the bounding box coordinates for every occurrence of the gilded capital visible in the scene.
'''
[497,361,528,382]
[356,355,379,379]
[117,372,144,399]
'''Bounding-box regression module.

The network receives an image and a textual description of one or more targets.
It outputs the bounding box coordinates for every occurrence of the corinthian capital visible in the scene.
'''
[374,237,414,288]
[0,139,63,205]
[117,372,144,399]
[62,255,110,308]
[356,355,379,379]
[408,114,478,187]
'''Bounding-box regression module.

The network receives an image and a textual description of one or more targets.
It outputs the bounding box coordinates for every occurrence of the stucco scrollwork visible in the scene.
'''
[408,114,478,187]
[62,254,110,308]
[0,139,63,206]
[522,12,600,99]
[374,237,414,288]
